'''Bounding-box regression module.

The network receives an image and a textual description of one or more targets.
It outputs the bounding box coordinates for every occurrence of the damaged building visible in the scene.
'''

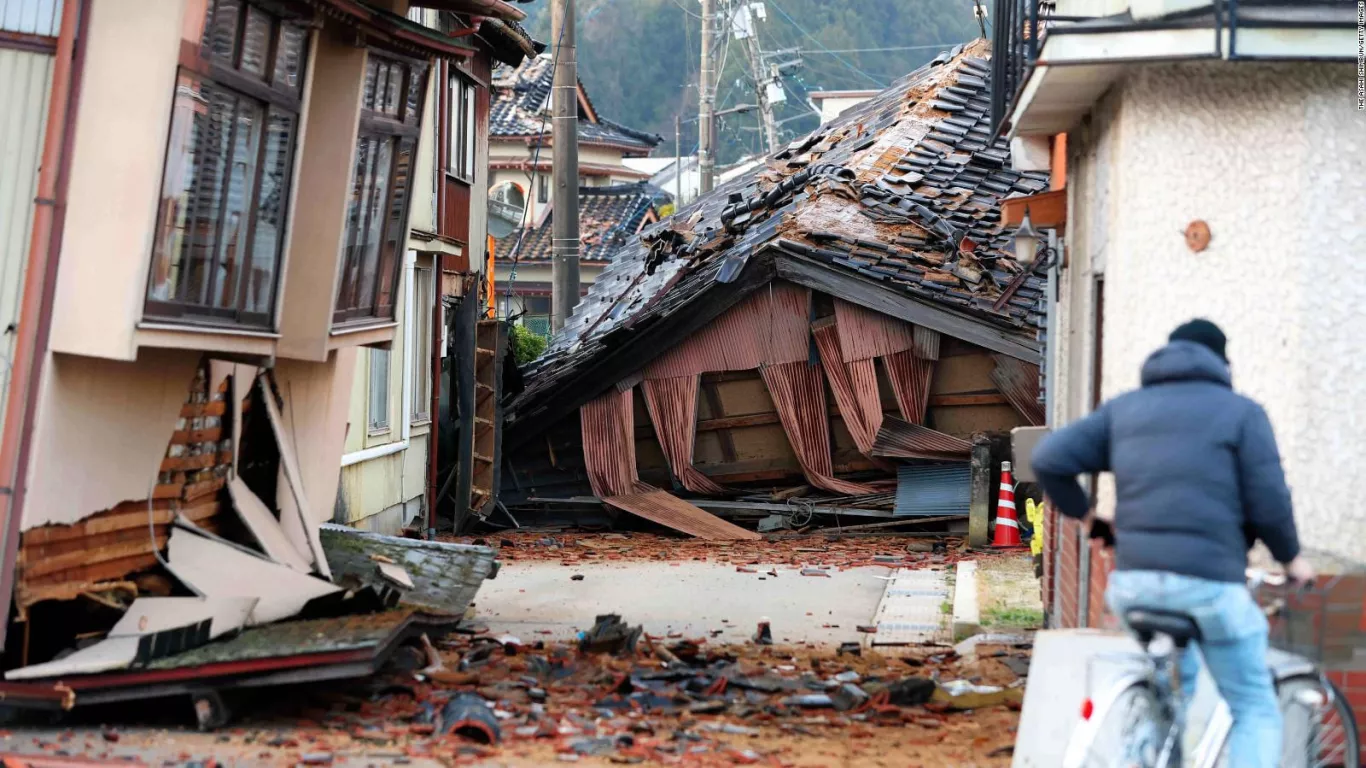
[500,41,1050,540]
[0,0,530,713]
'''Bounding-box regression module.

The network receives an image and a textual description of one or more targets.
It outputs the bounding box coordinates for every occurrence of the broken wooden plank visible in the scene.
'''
[109,596,257,640]
[165,528,340,625]
[375,561,415,590]
[604,490,762,541]
[257,373,330,579]
[227,477,312,572]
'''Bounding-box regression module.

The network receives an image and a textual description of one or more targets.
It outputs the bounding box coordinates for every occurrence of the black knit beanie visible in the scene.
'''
[1169,319,1227,362]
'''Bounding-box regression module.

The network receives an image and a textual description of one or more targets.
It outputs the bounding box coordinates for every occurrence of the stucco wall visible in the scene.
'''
[1065,61,1365,556]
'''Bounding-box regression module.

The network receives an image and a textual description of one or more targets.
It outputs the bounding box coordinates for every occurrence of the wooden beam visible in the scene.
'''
[700,380,738,462]
[930,393,1009,407]
[773,254,1042,365]
[968,439,991,549]
[1001,188,1066,229]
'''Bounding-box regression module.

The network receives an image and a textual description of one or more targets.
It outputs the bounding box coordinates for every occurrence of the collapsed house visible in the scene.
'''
[500,41,1048,539]
[0,0,519,714]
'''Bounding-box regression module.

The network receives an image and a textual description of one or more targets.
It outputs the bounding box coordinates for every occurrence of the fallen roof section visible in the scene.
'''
[506,40,1048,446]
[604,491,763,541]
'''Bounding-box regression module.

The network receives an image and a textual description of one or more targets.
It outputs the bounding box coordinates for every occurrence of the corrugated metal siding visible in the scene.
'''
[833,299,916,362]
[0,47,52,442]
[991,354,1046,426]
[0,0,61,35]
[644,281,811,379]
[894,464,972,516]
[872,417,972,460]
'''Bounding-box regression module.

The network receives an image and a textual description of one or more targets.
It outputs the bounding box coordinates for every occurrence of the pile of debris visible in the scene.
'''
[226,617,1031,766]
[447,531,995,572]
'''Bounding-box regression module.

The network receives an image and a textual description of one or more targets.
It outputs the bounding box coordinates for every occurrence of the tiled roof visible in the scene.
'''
[494,182,664,264]
[490,54,662,150]
[506,41,1048,438]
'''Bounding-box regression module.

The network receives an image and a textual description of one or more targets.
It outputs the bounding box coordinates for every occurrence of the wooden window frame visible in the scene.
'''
[333,52,429,327]
[447,74,476,184]
[410,266,434,424]
[368,348,392,434]
[144,0,308,329]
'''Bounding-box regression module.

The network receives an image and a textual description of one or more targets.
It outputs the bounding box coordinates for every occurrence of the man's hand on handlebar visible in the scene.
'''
[1285,555,1317,586]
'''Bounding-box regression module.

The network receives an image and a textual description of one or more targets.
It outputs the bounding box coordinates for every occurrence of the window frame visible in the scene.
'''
[368,347,392,434]
[447,74,476,183]
[143,0,309,329]
[410,265,434,424]
[333,51,429,327]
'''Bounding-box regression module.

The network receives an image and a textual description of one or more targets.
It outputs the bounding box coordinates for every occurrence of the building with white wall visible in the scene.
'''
[991,0,1361,630]
[808,90,877,125]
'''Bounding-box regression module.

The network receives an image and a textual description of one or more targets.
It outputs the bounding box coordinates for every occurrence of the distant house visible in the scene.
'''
[992,0,1361,632]
[485,53,663,331]
[808,90,879,124]
[502,41,1049,541]
[493,182,665,337]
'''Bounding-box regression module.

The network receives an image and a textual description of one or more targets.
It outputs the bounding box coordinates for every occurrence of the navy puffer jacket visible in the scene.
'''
[1032,341,1300,583]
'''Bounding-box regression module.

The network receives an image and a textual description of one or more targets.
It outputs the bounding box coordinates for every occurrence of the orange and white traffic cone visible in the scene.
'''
[992,461,1023,547]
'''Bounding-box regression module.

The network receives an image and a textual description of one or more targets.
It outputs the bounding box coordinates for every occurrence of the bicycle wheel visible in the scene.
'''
[1065,681,1171,768]
[1279,674,1360,768]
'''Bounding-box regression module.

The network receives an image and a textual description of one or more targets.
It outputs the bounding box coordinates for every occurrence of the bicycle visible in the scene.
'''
[1063,559,1360,768]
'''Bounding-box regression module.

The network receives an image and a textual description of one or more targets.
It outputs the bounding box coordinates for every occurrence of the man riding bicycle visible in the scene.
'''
[1032,319,1316,768]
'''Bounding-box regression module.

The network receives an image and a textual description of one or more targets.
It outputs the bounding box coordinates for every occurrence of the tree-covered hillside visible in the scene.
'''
[521,0,983,165]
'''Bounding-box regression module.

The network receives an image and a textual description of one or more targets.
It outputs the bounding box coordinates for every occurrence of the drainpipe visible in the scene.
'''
[0,0,88,651]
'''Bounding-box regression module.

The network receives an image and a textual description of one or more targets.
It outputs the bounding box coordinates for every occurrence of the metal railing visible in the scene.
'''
[989,0,1050,139]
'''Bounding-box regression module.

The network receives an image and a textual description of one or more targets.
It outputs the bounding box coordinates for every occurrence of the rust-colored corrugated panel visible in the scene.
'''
[640,376,727,495]
[913,327,941,361]
[644,282,810,379]
[848,358,884,441]
[883,349,934,425]
[812,321,878,455]
[761,361,876,495]
[605,490,761,541]
[580,388,639,498]
[991,354,1045,426]
[872,417,972,460]
[833,299,917,362]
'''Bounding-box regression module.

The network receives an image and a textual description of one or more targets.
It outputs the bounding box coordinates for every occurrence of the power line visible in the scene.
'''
[665,0,703,20]
[796,43,961,55]
[764,0,884,88]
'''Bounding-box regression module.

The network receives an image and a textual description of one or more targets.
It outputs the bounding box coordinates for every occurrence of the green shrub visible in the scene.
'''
[509,322,547,365]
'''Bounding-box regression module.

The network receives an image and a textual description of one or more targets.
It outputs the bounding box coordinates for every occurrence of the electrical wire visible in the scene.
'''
[665,0,703,21]
[764,0,884,88]
[795,43,962,54]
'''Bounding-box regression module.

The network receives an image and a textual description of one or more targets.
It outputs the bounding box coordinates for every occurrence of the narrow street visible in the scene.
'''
[0,535,1036,767]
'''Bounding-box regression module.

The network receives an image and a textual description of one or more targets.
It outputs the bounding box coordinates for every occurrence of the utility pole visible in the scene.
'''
[698,0,715,193]
[734,2,779,154]
[674,114,683,208]
[550,0,580,331]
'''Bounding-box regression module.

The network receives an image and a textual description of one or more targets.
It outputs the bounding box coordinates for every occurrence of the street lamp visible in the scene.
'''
[1012,207,1044,266]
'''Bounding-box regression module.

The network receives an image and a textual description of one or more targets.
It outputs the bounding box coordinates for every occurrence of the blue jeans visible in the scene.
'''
[1106,570,1281,768]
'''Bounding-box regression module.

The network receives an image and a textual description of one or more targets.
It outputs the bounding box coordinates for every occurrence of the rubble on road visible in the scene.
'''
[234,626,1024,766]
[444,531,1009,573]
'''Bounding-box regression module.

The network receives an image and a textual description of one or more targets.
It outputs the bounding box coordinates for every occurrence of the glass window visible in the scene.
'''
[537,173,548,204]
[368,348,391,432]
[411,266,433,423]
[145,0,307,328]
[335,53,428,325]
[448,76,476,180]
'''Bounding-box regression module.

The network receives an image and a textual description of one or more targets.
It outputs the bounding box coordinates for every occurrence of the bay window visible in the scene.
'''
[145,0,308,328]
[334,53,428,325]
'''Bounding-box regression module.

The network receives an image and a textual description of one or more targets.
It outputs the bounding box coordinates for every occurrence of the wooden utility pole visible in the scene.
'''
[550,0,580,331]
[698,0,715,193]
[674,114,683,207]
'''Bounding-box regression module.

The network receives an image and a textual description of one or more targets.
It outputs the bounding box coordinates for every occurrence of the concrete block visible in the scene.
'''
[952,560,981,640]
